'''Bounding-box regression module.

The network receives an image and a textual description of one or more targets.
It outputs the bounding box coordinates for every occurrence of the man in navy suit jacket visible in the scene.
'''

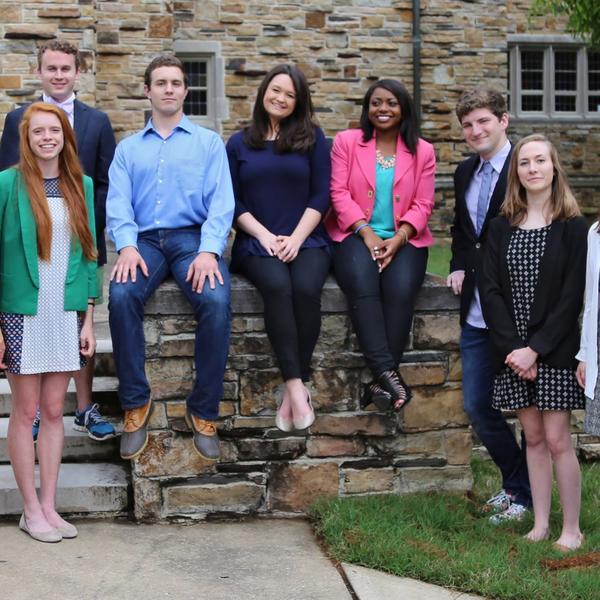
[448,88,532,522]
[0,39,117,441]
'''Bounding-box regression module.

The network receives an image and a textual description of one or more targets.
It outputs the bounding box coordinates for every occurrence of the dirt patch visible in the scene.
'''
[541,552,600,571]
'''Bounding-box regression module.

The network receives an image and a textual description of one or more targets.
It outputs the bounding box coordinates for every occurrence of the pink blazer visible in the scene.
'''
[324,128,436,247]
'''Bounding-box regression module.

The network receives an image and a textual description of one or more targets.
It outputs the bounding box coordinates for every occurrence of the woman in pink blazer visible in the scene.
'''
[325,79,436,411]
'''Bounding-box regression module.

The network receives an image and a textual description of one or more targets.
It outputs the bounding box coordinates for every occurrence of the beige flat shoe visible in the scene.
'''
[19,514,62,543]
[55,520,78,539]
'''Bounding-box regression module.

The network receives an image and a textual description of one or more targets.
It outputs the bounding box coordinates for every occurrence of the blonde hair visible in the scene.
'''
[18,103,96,261]
[501,134,580,226]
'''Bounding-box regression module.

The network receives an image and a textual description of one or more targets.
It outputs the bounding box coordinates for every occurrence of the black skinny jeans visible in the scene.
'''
[333,234,427,378]
[240,247,331,381]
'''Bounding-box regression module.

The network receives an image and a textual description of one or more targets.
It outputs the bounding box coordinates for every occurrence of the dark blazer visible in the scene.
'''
[0,98,116,265]
[480,215,588,372]
[449,150,512,324]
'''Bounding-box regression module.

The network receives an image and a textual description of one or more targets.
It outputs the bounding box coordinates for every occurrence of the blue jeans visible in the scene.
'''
[108,228,230,421]
[460,323,531,507]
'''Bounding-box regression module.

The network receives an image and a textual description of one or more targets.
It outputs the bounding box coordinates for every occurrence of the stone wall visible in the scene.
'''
[132,274,469,520]
[1,2,598,238]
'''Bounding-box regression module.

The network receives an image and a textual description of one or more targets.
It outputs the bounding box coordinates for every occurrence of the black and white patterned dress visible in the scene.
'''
[493,225,584,411]
[0,178,84,374]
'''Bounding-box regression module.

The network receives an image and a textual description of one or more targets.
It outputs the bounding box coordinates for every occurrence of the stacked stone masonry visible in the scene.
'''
[133,274,471,520]
[0,1,599,245]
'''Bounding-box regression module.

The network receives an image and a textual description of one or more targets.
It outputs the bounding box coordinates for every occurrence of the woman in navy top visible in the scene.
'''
[227,64,331,432]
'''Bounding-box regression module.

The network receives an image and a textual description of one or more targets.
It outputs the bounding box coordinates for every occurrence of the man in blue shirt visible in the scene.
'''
[107,55,234,461]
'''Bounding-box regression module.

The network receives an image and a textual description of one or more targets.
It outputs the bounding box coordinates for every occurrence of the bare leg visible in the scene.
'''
[518,406,551,541]
[73,356,94,412]
[6,373,54,533]
[544,410,583,549]
[37,371,72,529]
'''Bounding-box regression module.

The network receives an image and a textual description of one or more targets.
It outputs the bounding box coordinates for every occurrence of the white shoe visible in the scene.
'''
[19,514,62,543]
[489,502,529,524]
[292,390,315,430]
[484,489,511,513]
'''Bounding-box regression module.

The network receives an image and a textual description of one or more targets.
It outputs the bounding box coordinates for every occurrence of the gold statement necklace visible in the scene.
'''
[376,148,396,169]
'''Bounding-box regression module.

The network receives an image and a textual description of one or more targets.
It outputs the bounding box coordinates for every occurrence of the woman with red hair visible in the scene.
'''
[0,103,97,542]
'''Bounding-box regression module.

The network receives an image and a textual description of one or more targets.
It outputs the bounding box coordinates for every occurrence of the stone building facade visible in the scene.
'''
[0,0,598,242]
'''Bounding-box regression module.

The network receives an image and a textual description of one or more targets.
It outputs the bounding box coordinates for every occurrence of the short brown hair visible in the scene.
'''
[456,87,507,123]
[37,39,80,71]
[501,134,581,226]
[144,55,187,88]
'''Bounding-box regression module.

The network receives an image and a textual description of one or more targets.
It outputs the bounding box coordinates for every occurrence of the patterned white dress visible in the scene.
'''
[492,225,584,411]
[0,178,84,374]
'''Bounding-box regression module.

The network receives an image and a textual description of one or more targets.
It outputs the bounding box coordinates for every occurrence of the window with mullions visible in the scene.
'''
[182,59,209,117]
[508,42,600,119]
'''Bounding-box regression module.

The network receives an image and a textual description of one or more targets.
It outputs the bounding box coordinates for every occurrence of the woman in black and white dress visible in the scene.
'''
[481,134,587,551]
[0,103,97,542]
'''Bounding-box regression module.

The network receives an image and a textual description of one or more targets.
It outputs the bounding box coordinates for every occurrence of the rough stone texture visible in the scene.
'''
[268,461,339,512]
[0,1,596,236]
[126,274,471,519]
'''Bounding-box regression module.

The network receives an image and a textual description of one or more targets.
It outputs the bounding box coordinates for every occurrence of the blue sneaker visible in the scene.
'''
[74,403,116,441]
[32,409,41,443]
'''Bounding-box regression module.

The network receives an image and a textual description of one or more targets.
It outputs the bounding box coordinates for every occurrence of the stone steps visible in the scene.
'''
[0,376,120,417]
[0,417,120,463]
[0,463,129,516]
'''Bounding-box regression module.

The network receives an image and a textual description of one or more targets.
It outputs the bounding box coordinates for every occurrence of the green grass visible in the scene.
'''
[427,244,451,278]
[310,459,600,600]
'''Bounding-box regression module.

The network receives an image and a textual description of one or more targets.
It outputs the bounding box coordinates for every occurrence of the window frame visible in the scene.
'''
[507,35,600,122]
[173,40,228,132]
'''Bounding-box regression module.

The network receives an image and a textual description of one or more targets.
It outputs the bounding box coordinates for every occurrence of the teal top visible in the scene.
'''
[369,161,395,239]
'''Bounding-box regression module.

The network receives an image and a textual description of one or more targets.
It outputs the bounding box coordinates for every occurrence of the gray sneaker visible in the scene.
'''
[120,401,153,460]
[489,502,529,524]
[185,410,220,461]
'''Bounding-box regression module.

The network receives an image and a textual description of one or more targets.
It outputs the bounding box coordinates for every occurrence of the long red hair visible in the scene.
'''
[18,102,96,261]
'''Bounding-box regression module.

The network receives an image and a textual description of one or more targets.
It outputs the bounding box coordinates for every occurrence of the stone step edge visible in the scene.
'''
[0,376,119,396]
[0,415,122,439]
[0,462,130,516]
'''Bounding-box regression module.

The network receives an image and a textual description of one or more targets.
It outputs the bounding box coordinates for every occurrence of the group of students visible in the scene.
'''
[0,41,597,551]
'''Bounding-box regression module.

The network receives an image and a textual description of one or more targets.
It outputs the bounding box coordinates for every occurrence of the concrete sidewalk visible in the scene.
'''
[0,517,485,600]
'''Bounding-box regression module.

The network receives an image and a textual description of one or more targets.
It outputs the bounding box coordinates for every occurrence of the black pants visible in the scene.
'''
[240,248,331,381]
[333,234,427,377]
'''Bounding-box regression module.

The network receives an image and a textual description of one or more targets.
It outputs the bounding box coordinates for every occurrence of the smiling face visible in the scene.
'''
[460,107,509,160]
[517,140,555,196]
[37,50,79,103]
[28,111,64,166]
[368,87,402,134]
[262,73,297,126]
[144,65,188,118]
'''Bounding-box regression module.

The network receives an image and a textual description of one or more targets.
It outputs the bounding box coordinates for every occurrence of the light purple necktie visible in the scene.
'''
[46,97,74,120]
[476,161,493,235]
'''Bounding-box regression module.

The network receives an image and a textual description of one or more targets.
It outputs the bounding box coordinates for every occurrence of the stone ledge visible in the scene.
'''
[145,273,460,315]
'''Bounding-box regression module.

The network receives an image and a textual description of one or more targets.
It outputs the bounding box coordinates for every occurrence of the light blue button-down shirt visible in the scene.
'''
[107,115,234,257]
[465,139,511,329]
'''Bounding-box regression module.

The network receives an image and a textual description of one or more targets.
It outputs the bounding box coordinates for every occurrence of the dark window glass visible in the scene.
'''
[589,95,600,112]
[521,95,543,111]
[184,89,208,116]
[521,50,544,90]
[555,95,576,111]
[183,61,207,88]
[589,52,600,91]
[554,50,577,91]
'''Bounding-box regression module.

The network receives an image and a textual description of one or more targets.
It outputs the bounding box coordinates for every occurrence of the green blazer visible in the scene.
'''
[0,168,97,315]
